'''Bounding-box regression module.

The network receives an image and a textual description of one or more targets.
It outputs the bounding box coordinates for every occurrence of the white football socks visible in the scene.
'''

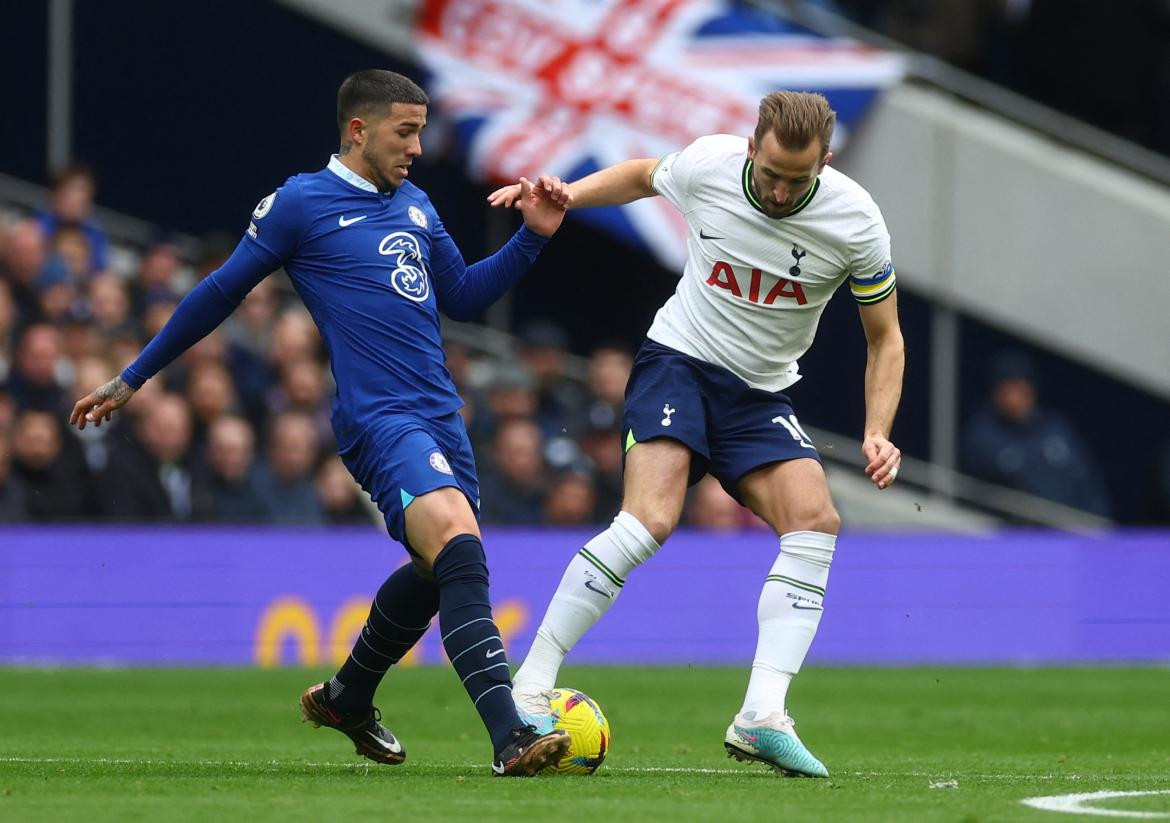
[740,530,836,719]
[513,511,660,694]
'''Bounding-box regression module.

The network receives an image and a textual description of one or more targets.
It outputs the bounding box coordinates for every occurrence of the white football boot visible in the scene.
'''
[512,687,557,735]
[724,710,829,777]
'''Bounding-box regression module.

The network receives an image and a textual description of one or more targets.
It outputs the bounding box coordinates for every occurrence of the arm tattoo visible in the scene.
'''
[339,142,353,156]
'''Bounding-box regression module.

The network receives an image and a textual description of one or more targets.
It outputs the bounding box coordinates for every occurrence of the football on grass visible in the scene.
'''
[539,688,610,775]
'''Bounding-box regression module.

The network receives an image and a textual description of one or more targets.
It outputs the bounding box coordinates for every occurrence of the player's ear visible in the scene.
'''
[821,150,833,170]
[346,117,367,147]
[747,134,756,159]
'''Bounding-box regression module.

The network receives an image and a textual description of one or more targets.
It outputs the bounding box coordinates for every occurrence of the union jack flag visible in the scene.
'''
[416,0,905,268]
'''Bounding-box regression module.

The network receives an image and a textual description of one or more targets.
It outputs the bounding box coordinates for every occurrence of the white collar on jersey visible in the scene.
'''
[327,155,378,193]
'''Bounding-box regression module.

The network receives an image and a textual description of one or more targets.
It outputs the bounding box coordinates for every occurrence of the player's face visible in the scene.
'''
[362,103,427,191]
[747,131,828,218]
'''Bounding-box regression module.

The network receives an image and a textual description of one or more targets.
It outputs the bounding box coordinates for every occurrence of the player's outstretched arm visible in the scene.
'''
[487,159,658,211]
[67,242,274,431]
[858,293,905,489]
[69,375,136,430]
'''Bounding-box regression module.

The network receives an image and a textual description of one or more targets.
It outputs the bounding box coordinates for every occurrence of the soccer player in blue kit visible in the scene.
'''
[69,70,572,776]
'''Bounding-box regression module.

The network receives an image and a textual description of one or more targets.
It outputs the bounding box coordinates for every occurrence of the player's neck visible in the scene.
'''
[337,153,377,189]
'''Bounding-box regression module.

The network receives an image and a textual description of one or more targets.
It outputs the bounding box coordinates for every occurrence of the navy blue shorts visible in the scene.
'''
[339,411,479,550]
[622,339,821,495]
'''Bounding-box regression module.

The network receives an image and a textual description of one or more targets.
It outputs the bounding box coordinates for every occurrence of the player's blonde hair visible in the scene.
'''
[754,92,836,157]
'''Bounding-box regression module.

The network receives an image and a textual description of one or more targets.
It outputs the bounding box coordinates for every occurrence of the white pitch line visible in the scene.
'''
[1021,790,1170,819]
[2,758,1167,787]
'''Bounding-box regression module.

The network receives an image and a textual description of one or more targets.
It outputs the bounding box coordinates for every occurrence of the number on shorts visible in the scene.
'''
[772,414,815,450]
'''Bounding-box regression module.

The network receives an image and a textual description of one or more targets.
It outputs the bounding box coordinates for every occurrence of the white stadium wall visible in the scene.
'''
[837,83,1170,401]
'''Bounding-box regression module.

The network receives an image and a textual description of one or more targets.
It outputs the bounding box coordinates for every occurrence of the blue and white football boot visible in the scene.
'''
[724,711,829,777]
[512,688,557,735]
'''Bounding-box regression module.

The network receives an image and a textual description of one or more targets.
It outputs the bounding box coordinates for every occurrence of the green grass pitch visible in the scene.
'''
[2,666,1168,821]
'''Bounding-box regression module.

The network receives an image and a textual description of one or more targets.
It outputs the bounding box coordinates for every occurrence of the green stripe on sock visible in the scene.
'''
[765,574,825,597]
[579,548,625,587]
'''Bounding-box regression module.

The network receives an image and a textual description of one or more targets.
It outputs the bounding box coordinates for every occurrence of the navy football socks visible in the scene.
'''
[328,561,439,715]
[433,533,522,752]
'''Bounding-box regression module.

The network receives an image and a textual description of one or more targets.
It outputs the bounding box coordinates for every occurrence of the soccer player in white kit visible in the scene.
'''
[489,91,904,777]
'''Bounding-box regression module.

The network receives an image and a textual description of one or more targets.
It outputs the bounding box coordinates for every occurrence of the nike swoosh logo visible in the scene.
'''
[492,761,506,774]
[486,648,506,658]
[368,731,403,753]
[792,603,823,611]
[338,214,368,227]
[584,580,613,599]
[699,228,724,240]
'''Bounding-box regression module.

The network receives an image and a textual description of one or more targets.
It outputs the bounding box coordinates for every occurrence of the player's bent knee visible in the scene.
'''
[800,504,840,536]
[626,507,678,545]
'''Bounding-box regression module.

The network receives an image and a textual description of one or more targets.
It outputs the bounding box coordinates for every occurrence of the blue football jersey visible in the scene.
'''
[122,156,546,453]
[243,157,469,447]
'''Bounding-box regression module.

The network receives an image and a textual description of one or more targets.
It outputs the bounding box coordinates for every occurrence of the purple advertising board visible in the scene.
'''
[1,527,1168,666]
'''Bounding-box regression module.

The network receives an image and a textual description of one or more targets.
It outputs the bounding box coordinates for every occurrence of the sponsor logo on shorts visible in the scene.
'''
[661,404,676,426]
[428,451,453,475]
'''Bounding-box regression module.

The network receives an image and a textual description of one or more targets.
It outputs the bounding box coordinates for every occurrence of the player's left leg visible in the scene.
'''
[723,457,837,776]
[302,558,436,765]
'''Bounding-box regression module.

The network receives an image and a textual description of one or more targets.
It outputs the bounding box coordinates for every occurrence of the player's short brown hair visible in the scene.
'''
[754,91,836,157]
[337,70,429,136]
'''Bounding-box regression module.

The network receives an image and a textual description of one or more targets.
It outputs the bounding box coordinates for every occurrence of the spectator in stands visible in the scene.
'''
[568,342,632,440]
[49,225,94,284]
[128,242,182,317]
[4,324,66,413]
[579,418,623,521]
[184,360,240,454]
[58,302,98,365]
[478,416,547,525]
[1,219,54,318]
[253,410,325,524]
[684,475,761,531]
[141,291,178,339]
[0,388,15,434]
[961,351,1111,518]
[0,429,28,520]
[33,257,76,324]
[270,307,322,372]
[315,455,371,524]
[223,276,277,361]
[543,468,599,526]
[0,279,17,380]
[468,361,538,449]
[37,164,110,274]
[10,409,93,520]
[87,273,135,340]
[98,392,195,520]
[518,319,585,438]
[191,414,270,522]
[271,358,333,447]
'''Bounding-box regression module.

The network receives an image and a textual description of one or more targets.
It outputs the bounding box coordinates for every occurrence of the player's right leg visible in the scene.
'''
[512,439,690,722]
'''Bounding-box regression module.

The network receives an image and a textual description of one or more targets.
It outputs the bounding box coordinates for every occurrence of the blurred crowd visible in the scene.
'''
[0,166,762,530]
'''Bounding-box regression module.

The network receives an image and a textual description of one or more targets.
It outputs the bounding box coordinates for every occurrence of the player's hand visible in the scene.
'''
[486,182,523,209]
[516,176,568,237]
[69,375,136,430]
[862,434,901,490]
[486,175,572,210]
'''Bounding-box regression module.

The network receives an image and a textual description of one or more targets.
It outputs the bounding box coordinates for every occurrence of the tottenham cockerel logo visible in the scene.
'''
[378,232,429,303]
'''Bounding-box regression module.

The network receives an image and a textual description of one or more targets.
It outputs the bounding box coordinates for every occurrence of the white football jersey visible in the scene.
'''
[647,134,895,391]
